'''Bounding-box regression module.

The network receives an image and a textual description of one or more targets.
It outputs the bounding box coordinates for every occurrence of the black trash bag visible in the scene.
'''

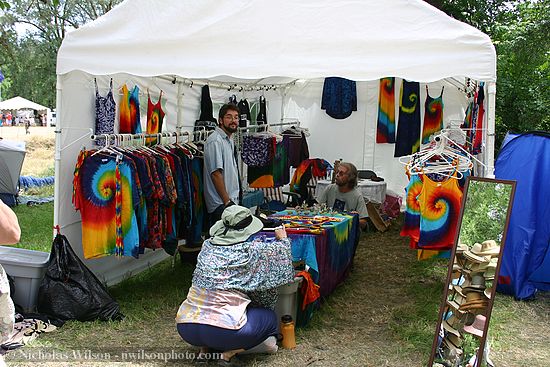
[37,233,124,322]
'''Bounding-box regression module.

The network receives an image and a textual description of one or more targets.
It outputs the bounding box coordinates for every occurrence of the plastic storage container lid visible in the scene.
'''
[0,247,50,268]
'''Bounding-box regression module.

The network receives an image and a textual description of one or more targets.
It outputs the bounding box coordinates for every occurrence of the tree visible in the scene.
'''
[0,0,121,107]
[425,0,549,148]
[494,1,550,142]
[424,0,521,36]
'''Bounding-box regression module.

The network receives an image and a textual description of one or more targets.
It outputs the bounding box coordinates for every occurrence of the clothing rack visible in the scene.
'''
[90,131,191,145]
[237,121,301,134]
[175,77,298,92]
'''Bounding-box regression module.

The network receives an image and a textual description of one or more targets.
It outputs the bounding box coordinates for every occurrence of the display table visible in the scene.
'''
[265,209,360,298]
[315,178,387,204]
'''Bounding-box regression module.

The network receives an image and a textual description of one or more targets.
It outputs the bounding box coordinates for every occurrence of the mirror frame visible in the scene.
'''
[428,176,517,367]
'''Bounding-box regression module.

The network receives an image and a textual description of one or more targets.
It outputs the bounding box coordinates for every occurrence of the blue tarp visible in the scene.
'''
[495,131,550,299]
[19,175,55,189]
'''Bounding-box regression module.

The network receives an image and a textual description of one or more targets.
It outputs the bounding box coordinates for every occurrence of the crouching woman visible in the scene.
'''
[175,205,294,365]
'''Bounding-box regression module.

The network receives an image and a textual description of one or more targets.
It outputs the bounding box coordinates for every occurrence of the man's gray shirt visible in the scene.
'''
[316,183,369,218]
[203,126,240,213]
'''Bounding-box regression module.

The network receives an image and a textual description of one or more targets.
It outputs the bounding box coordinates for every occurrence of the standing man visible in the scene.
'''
[204,104,242,226]
[317,162,368,230]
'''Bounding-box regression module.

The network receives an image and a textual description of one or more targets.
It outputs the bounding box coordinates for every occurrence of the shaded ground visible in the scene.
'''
[4,216,550,366]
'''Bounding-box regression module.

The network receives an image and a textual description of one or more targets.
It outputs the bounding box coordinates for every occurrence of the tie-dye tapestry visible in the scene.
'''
[394,80,421,157]
[376,77,396,143]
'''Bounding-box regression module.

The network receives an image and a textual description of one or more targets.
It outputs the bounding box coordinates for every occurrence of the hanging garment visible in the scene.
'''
[462,99,474,149]
[417,172,462,250]
[72,152,140,259]
[273,140,290,187]
[472,82,485,155]
[248,163,275,189]
[241,136,275,167]
[195,85,217,131]
[238,99,251,128]
[256,96,268,125]
[394,81,421,156]
[94,78,116,142]
[400,173,423,245]
[321,77,357,119]
[119,84,141,134]
[376,77,396,143]
[282,129,310,168]
[421,86,444,144]
[146,90,165,145]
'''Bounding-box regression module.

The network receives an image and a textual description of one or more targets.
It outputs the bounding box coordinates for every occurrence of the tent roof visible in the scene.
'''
[0,96,49,111]
[57,0,496,83]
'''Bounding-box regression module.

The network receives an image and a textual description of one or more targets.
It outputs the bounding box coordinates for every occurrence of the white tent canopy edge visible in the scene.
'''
[55,0,497,285]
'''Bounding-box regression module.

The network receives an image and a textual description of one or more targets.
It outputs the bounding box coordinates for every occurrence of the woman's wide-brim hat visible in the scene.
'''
[209,205,264,245]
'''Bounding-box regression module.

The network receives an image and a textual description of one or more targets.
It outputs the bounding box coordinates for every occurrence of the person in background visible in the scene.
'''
[0,199,21,367]
[316,161,369,230]
[176,205,293,365]
[203,104,241,226]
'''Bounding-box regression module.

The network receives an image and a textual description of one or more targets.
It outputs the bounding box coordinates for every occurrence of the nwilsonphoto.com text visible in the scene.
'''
[10,349,223,362]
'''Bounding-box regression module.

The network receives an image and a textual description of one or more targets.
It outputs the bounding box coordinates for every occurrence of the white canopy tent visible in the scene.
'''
[0,96,50,112]
[55,0,496,285]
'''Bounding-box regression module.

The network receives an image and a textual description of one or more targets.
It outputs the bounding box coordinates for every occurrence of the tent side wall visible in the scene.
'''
[495,133,550,299]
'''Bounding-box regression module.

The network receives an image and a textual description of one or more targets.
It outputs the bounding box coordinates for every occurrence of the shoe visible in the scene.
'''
[218,357,242,366]
[194,352,210,364]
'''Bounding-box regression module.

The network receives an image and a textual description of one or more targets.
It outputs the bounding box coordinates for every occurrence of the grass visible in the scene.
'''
[11,202,54,252]
[6,209,550,366]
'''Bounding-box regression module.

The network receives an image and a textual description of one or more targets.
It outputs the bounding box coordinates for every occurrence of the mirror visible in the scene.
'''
[428,177,516,367]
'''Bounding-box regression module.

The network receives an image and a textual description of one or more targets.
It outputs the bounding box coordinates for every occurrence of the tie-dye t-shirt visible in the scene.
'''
[73,153,140,259]
[417,173,462,250]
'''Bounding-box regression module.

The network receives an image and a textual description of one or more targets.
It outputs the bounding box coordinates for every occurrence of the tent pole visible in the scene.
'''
[176,78,183,128]
[486,81,496,178]
[53,75,62,235]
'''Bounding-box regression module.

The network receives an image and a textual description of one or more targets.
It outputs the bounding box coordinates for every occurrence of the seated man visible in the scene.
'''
[316,162,368,229]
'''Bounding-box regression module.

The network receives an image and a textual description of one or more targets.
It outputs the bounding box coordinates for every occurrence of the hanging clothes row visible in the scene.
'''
[461,81,485,155]
[94,79,165,143]
[377,78,444,156]
[72,135,205,259]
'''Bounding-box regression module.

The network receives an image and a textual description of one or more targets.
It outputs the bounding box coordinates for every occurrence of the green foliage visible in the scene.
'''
[458,181,514,245]
[494,1,550,145]
[0,0,122,107]
[425,0,550,148]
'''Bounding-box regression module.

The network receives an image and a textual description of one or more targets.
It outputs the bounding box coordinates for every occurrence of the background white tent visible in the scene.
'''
[0,96,49,112]
[55,0,497,285]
